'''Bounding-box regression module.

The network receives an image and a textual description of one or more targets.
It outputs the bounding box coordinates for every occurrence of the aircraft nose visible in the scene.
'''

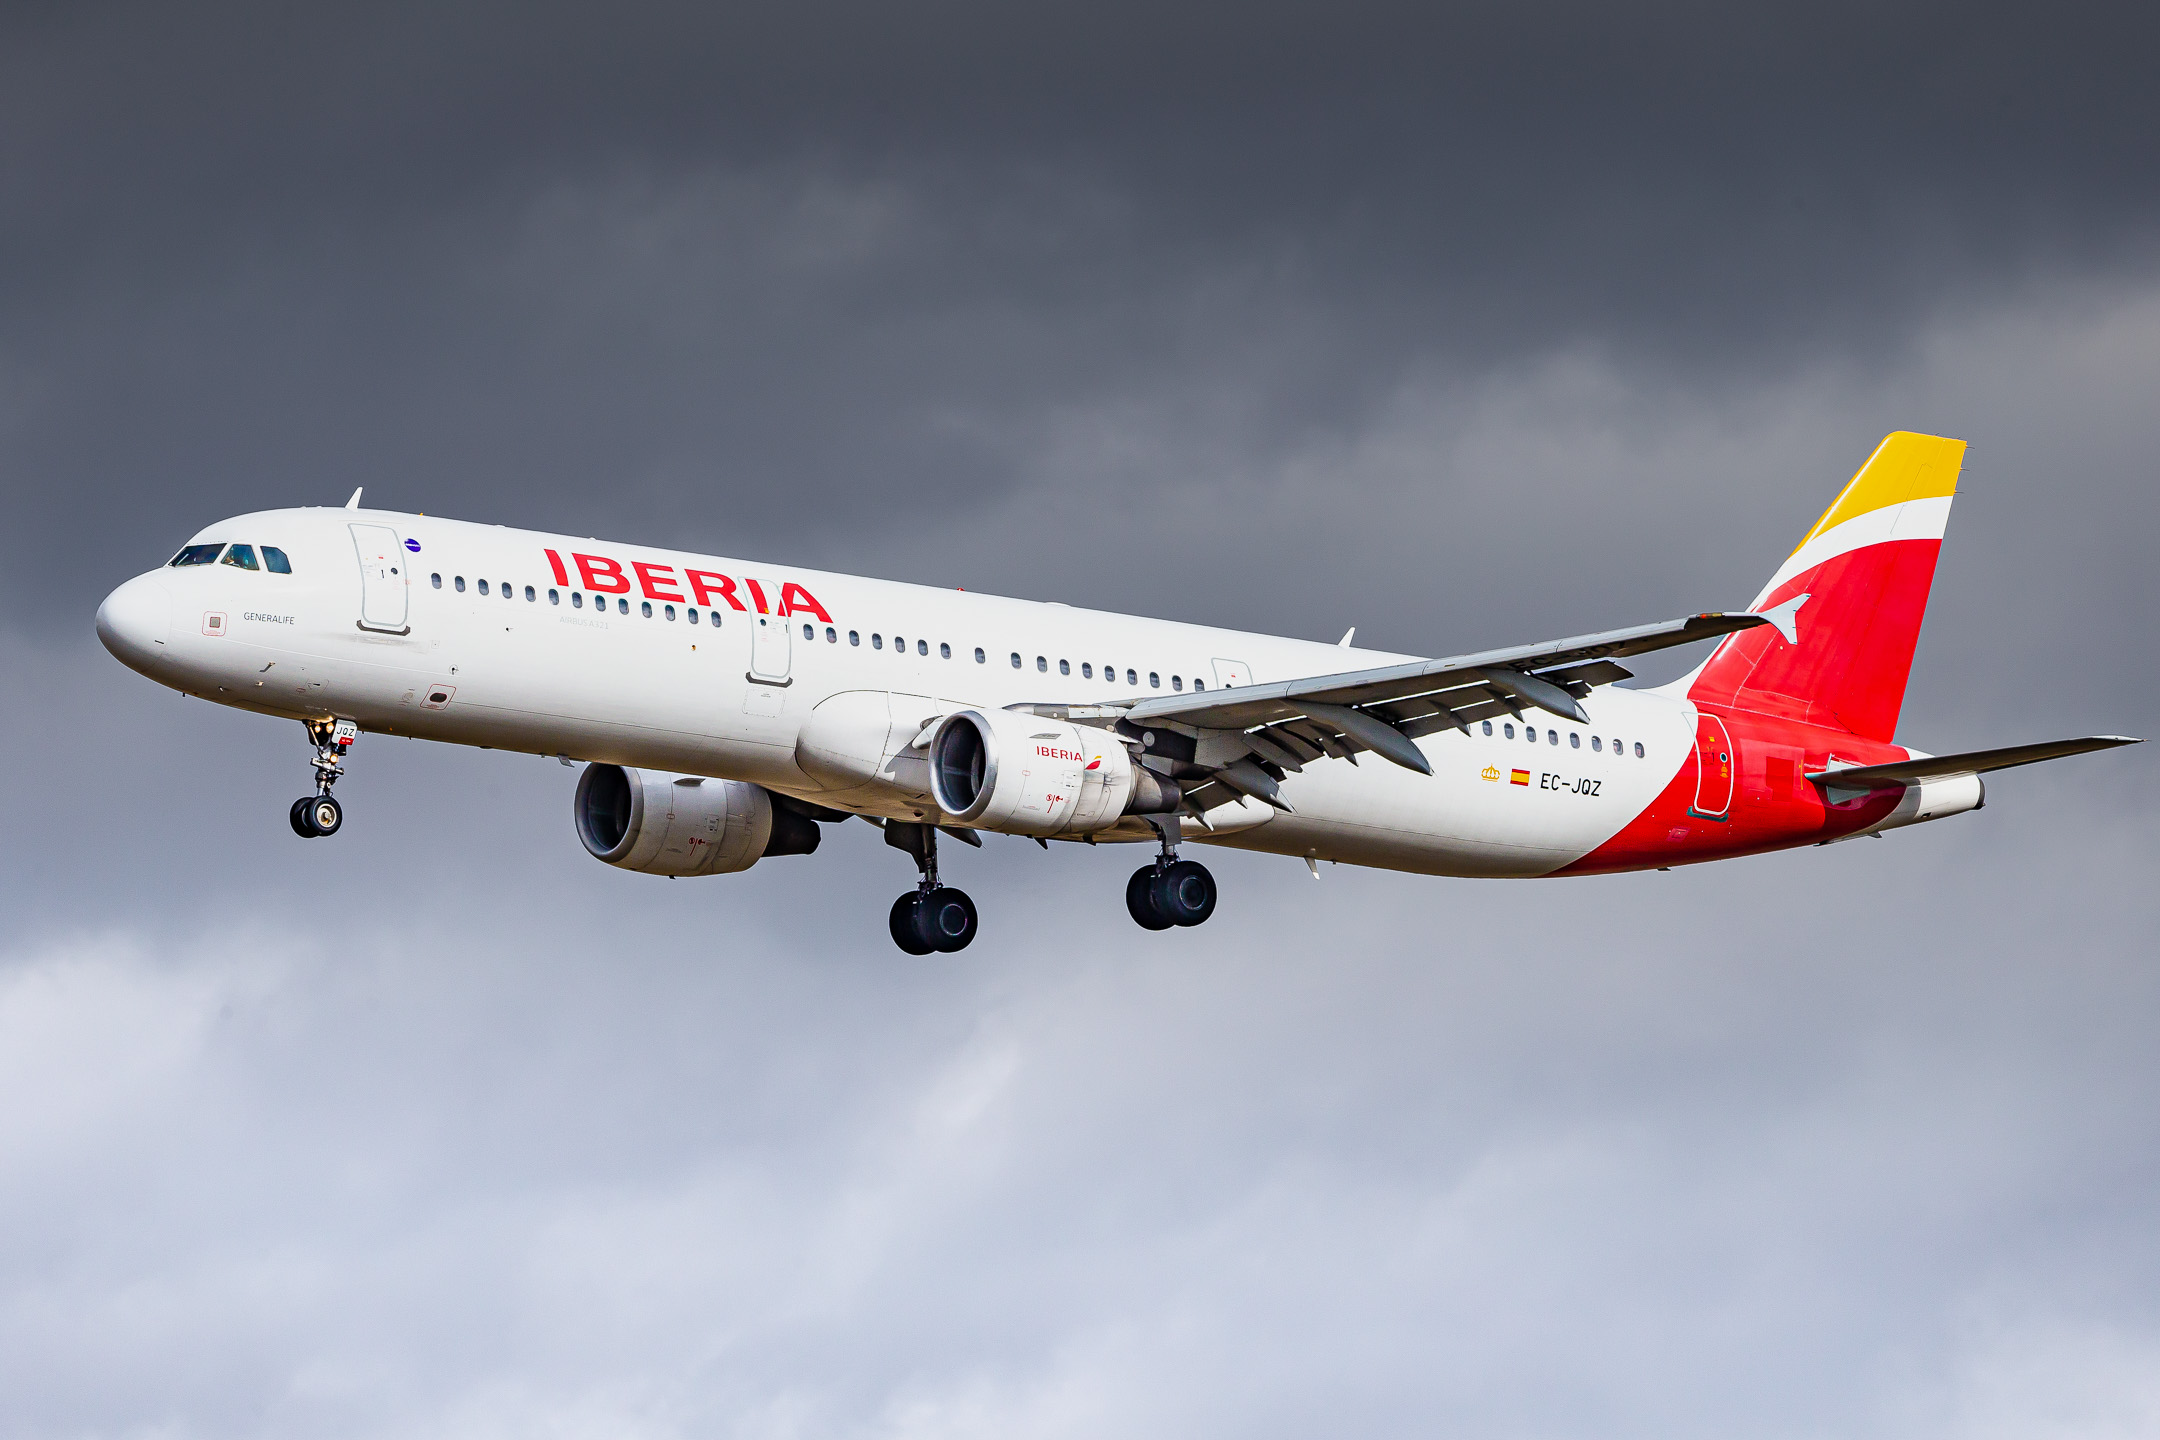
[96,573,172,668]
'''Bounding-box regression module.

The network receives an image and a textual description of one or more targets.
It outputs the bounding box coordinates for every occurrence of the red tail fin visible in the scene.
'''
[1688,432,1964,742]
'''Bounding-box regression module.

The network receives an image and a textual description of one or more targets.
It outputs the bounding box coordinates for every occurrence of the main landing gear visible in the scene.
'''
[885,820,979,954]
[290,718,358,839]
[1126,815,1217,931]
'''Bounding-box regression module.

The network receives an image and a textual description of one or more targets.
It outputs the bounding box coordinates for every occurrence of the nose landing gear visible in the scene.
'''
[885,820,978,953]
[1126,814,1217,930]
[290,718,358,838]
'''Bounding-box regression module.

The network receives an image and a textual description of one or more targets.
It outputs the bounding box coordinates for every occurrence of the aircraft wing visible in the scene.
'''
[1029,611,1770,814]
[1806,736,2141,791]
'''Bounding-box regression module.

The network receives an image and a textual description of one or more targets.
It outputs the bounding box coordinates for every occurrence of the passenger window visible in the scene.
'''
[827,627,837,643]
[478,579,489,595]
[548,588,560,604]
[263,547,292,574]
[687,608,699,623]
[940,642,951,659]
[502,582,512,600]
[1010,652,1022,668]
[802,623,813,640]
[1059,659,1070,675]
[1081,662,1093,678]
[524,585,535,601]
[873,634,884,650]
[642,601,653,618]
[1483,720,1493,735]
[918,639,929,656]
[1504,723,1514,738]
[1592,736,1602,752]
[1634,742,1644,758]
[455,576,466,592]
[431,573,443,589]
[665,605,676,620]
[1172,675,1182,691]
[848,630,859,645]
[1036,656,1047,672]
[1570,732,1580,748]
[170,543,224,567]
[1193,678,1204,691]
[221,544,259,571]
[1127,669,1137,685]
[975,647,986,663]
[1548,729,1558,745]
[616,598,628,615]
[894,635,905,652]
[1149,672,1160,688]
[571,592,582,608]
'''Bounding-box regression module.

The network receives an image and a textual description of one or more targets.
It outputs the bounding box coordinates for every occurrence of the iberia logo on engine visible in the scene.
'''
[1037,746,1085,762]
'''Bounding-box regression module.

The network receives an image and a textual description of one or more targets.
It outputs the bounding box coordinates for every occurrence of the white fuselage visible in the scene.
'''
[99,506,1702,877]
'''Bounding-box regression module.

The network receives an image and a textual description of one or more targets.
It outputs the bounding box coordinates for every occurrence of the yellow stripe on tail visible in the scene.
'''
[1792,431,1966,555]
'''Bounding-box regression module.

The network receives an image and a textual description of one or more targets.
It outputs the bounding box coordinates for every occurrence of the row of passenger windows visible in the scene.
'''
[430,572,1206,690]
[427,570,1649,746]
[1481,717,1644,758]
[844,630,1203,691]
[169,543,293,574]
[434,573,731,626]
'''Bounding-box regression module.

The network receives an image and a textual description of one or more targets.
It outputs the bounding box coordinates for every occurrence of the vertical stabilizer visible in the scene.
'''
[1687,432,1964,742]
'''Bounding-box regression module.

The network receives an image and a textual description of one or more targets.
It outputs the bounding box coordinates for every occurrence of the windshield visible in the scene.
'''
[221,544,259,571]
[170,543,224,566]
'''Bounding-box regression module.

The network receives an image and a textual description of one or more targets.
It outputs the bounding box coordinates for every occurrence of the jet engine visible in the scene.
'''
[927,709,1179,837]
[574,764,821,876]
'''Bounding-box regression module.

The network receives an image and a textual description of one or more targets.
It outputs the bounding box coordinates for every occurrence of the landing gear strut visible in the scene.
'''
[885,821,978,953]
[290,718,358,838]
[1126,813,1217,929]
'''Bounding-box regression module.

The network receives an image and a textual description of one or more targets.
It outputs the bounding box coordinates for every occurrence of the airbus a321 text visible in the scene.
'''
[98,433,2138,952]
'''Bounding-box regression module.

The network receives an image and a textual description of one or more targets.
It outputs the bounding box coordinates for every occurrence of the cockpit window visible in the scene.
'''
[170,543,224,567]
[262,546,292,574]
[222,544,259,571]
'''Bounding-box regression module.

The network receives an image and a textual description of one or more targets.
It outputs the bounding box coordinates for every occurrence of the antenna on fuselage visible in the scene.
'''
[344,487,363,510]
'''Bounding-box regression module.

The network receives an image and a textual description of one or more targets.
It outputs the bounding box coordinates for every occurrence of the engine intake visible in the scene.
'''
[574,764,820,875]
[927,709,1175,837]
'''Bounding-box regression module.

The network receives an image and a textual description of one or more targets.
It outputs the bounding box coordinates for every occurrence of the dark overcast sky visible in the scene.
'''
[4,4,2158,1436]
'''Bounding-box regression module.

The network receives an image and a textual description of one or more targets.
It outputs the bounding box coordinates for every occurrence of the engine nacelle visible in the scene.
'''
[574,764,821,875]
[927,709,1176,837]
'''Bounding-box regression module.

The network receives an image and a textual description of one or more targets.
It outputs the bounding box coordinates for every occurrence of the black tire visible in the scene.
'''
[889,892,935,955]
[306,794,343,838]
[289,797,317,838]
[920,887,978,952]
[1151,859,1217,927]
[1126,866,1174,930]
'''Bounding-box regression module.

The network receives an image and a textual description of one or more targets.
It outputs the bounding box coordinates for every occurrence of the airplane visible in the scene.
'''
[96,431,2137,952]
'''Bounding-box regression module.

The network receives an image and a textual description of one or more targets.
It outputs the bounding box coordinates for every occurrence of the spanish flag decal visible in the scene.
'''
[1510,769,1530,786]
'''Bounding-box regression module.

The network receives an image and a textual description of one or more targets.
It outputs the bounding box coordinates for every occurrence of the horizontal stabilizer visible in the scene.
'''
[1807,735,2140,790]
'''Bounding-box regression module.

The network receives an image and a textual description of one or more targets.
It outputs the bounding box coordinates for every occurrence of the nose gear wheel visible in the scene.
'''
[290,718,358,839]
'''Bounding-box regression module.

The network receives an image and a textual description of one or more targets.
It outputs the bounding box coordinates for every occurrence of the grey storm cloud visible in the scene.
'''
[2,3,2158,1436]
